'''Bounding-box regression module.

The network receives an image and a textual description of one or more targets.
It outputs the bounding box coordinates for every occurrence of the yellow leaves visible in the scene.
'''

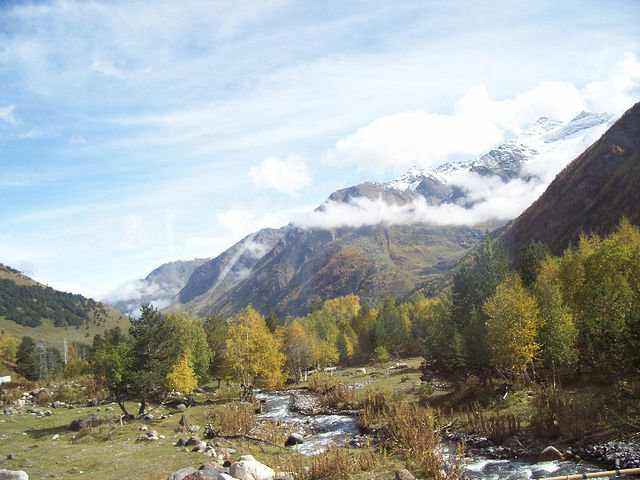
[0,331,17,363]
[483,275,541,374]
[223,305,285,389]
[166,348,197,395]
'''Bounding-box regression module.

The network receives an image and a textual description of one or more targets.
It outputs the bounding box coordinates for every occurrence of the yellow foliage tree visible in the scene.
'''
[223,305,285,390]
[0,332,18,364]
[483,274,541,376]
[165,348,198,395]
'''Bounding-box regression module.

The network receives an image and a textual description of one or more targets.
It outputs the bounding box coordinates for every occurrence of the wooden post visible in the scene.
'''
[534,468,640,480]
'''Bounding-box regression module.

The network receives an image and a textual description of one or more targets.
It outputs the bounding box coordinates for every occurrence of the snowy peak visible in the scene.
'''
[384,111,615,194]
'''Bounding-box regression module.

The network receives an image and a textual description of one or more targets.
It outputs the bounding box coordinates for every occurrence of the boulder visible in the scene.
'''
[167,467,198,480]
[285,433,304,446]
[230,456,275,480]
[539,445,564,461]
[192,441,208,453]
[395,469,415,480]
[176,404,187,411]
[186,436,202,446]
[0,471,29,480]
[182,474,215,480]
[69,416,98,431]
[176,437,188,447]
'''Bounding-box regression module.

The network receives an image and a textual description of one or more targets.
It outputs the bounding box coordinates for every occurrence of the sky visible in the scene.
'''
[1,0,639,301]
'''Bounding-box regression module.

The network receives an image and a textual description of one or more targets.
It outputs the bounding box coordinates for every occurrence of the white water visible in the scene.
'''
[256,391,603,478]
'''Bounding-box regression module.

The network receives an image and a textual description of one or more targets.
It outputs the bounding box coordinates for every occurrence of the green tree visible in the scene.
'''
[450,237,510,374]
[164,312,211,384]
[92,329,133,416]
[516,240,551,288]
[204,313,228,382]
[15,336,38,380]
[483,275,541,377]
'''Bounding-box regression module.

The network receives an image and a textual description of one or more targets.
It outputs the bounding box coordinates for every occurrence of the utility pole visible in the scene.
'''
[38,336,48,381]
[63,338,68,365]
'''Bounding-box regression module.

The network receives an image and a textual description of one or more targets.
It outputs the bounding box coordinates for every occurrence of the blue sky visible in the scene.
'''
[1,0,639,300]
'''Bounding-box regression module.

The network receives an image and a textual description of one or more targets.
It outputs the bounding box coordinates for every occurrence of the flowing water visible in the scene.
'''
[256,391,604,478]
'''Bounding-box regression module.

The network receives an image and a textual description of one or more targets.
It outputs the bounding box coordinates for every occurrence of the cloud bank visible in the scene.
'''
[249,154,311,195]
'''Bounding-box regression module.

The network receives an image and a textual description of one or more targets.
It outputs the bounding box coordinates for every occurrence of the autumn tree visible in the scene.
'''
[223,305,285,395]
[283,320,313,382]
[165,348,198,395]
[483,274,541,377]
[0,331,17,364]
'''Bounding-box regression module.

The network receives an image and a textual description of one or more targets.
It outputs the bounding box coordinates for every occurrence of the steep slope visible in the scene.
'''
[106,257,210,315]
[501,102,640,256]
[0,263,129,345]
[177,222,497,318]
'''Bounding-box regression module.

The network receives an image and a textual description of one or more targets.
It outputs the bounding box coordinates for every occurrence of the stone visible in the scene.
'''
[218,474,236,480]
[0,469,29,480]
[285,433,304,446]
[186,436,201,446]
[539,445,564,461]
[52,434,60,441]
[176,438,188,447]
[395,469,415,480]
[192,441,208,453]
[180,414,189,427]
[146,430,159,440]
[183,473,215,480]
[176,404,187,411]
[167,467,198,480]
[230,456,275,480]
[188,425,201,433]
[69,417,98,431]
[199,464,224,477]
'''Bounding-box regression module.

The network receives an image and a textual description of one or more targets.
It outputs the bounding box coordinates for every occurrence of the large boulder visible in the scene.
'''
[69,416,99,431]
[0,470,29,480]
[230,455,275,480]
[285,433,304,446]
[167,467,198,480]
[539,445,564,461]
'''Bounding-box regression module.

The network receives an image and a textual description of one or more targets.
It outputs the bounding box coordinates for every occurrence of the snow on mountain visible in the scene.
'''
[384,111,615,194]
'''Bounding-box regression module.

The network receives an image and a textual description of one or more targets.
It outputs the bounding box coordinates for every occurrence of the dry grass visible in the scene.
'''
[283,445,380,480]
[216,401,257,434]
[464,401,521,442]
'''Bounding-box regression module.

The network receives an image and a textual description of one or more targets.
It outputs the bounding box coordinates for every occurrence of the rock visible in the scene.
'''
[180,414,189,426]
[69,416,98,431]
[203,446,217,457]
[0,469,29,480]
[188,425,201,433]
[52,434,60,441]
[395,469,415,480]
[192,441,208,453]
[176,438,188,447]
[285,433,304,446]
[144,414,153,420]
[167,467,198,480]
[51,401,64,409]
[199,463,224,477]
[539,446,564,461]
[183,473,215,480]
[176,404,187,411]
[146,430,159,440]
[230,456,275,480]
[218,474,236,480]
[186,436,202,446]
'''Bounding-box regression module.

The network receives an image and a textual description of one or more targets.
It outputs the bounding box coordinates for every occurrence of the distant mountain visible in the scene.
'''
[0,263,129,346]
[164,111,615,318]
[501,102,640,256]
[106,258,210,316]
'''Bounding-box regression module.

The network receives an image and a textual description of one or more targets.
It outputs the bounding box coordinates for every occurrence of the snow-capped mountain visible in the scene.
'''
[383,111,614,197]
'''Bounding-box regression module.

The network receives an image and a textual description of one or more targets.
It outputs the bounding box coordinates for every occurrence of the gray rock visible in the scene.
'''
[285,433,304,446]
[230,456,275,480]
[0,470,29,480]
[167,467,198,480]
[69,416,98,431]
[192,441,208,453]
[188,425,201,433]
[539,445,564,461]
[176,404,187,411]
[395,469,415,480]
[176,437,188,447]
[186,436,202,446]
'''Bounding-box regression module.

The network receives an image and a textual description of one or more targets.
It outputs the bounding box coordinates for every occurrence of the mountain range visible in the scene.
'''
[108,109,615,318]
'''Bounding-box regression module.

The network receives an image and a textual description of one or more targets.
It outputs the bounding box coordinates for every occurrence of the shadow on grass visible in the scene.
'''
[25,424,70,439]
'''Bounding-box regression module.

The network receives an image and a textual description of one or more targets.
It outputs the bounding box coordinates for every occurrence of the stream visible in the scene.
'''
[255,390,607,479]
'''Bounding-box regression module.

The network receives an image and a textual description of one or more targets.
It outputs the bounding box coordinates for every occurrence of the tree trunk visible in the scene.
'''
[118,400,133,419]
[138,398,146,415]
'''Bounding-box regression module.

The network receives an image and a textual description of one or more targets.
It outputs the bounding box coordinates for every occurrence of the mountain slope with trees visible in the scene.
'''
[501,101,640,257]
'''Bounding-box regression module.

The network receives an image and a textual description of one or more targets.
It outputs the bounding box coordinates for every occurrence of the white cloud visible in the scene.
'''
[0,105,17,124]
[18,128,42,139]
[249,154,311,195]
[70,135,86,144]
[582,54,640,114]
[322,82,591,175]
[293,174,547,230]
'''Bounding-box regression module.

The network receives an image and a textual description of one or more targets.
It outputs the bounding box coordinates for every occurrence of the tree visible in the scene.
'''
[223,305,285,394]
[533,257,578,380]
[15,336,38,380]
[204,313,228,381]
[0,331,17,364]
[483,275,541,377]
[165,348,198,395]
[164,312,211,385]
[516,240,551,288]
[450,237,510,374]
[284,320,313,382]
[92,329,133,416]
[266,309,280,333]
